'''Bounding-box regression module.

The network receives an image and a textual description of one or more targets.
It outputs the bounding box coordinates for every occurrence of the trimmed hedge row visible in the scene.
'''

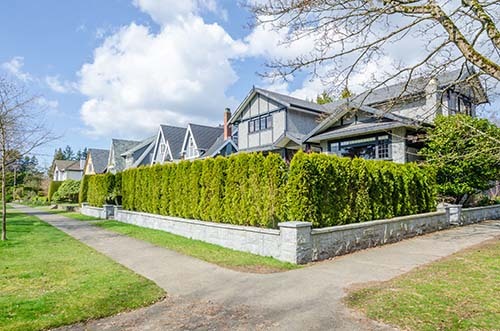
[48,181,63,202]
[122,153,287,228]
[86,151,436,228]
[78,175,90,204]
[287,152,436,227]
[87,173,115,207]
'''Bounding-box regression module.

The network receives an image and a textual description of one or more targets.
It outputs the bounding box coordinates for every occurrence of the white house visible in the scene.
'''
[53,160,84,181]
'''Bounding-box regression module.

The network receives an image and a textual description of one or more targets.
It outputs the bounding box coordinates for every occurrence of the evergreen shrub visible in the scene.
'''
[88,151,436,228]
[78,175,90,204]
[48,181,63,202]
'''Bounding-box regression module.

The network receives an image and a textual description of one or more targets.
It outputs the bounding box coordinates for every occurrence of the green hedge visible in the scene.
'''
[48,181,63,203]
[78,175,90,204]
[122,153,287,228]
[87,173,115,207]
[52,180,80,203]
[286,152,436,227]
[87,151,436,228]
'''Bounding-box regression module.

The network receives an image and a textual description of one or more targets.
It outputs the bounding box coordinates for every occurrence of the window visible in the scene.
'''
[329,134,391,160]
[248,114,272,133]
[186,136,197,158]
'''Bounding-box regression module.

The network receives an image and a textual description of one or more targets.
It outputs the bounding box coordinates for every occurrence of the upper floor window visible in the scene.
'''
[248,114,273,133]
[186,136,197,158]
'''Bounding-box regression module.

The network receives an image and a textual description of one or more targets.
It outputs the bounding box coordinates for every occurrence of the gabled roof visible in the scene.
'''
[160,125,186,159]
[87,148,109,174]
[304,102,418,143]
[54,160,83,172]
[307,121,410,143]
[109,138,140,172]
[121,136,155,157]
[345,69,488,106]
[189,123,224,152]
[229,87,326,124]
[203,133,238,158]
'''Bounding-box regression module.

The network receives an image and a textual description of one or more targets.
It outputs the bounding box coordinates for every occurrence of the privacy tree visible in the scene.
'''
[420,115,500,205]
[87,151,436,228]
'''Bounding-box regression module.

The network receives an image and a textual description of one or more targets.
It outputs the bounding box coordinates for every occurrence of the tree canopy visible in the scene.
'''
[420,114,500,204]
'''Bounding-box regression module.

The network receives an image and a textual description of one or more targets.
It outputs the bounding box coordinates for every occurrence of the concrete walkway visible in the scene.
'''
[13,205,500,330]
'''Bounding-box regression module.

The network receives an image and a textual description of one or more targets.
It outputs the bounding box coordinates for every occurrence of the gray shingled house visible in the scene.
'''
[229,70,487,163]
[151,125,187,163]
[106,139,141,173]
[83,148,110,175]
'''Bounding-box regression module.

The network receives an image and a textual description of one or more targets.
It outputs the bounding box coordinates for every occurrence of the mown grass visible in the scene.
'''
[0,210,164,331]
[346,239,500,331]
[42,205,299,272]
[95,220,299,273]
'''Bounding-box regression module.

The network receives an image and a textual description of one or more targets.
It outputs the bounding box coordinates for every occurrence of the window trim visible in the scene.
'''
[248,114,273,133]
[329,134,392,160]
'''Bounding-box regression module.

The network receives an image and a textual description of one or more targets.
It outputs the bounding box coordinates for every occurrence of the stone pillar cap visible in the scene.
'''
[278,221,312,228]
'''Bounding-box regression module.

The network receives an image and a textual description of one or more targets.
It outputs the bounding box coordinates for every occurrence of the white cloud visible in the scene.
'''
[132,0,226,25]
[45,75,77,93]
[37,97,59,112]
[1,56,33,82]
[79,17,246,137]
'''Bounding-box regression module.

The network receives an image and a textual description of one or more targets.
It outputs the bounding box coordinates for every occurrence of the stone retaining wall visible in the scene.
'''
[81,204,500,264]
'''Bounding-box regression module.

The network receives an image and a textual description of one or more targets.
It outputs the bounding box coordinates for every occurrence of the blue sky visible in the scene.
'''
[1,0,497,168]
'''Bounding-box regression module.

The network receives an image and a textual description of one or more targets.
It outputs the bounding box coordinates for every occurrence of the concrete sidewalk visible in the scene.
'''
[13,205,500,330]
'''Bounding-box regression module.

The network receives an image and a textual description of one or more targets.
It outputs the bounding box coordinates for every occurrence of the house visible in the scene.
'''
[53,160,84,181]
[180,123,231,160]
[83,148,109,175]
[121,136,156,169]
[106,139,141,173]
[151,125,186,164]
[229,70,487,163]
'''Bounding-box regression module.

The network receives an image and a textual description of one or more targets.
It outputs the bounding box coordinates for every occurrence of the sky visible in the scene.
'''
[0,0,497,168]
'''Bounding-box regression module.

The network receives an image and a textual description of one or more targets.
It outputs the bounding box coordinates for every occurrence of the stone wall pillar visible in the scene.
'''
[446,204,462,225]
[113,205,122,220]
[278,222,312,264]
[103,204,115,220]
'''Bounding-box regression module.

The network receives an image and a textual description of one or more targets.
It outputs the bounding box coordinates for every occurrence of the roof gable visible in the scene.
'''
[87,148,109,174]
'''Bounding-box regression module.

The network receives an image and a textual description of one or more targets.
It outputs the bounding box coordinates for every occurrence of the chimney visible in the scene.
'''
[223,108,232,140]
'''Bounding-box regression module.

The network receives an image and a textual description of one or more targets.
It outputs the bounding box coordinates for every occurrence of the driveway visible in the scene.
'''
[13,205,500,330]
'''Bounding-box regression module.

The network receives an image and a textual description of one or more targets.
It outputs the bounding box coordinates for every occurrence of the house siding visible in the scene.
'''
[287,109,320,135]
[238,94,286,152]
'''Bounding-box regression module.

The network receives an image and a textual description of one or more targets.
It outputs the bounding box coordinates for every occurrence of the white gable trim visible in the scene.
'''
[132,140,155,167]
[208,139,238,157]
[151,128,165,164]
[229,89,287,124]
[181,124,201,159]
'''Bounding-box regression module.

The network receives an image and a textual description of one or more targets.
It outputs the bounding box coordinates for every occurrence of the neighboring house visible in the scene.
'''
[229,70,487,163]
[106,139,141,173]
[151,125,187,164]
[53,160,84,181]
[121,136,156,169]
[180,123,226,160]
[83,148,109,175]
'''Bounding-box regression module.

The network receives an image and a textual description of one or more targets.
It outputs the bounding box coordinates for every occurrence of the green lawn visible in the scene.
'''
[44,206,299,272]
[346,239,500,331]
[0,210,164,331]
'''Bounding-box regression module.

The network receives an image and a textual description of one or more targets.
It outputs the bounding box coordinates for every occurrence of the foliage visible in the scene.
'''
[87,152,436,228]
[87,173,115,207]
[316,91,333,104]
[52,180,80,203]
[121,154,287,228]
[420,115,500,204]
[0,210,163,331]
[286,151,436,227]
[48,181,63,202]
[78,175,90,204]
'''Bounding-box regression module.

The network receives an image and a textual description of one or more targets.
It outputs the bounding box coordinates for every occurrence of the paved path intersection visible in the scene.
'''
[13,205,500,330]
